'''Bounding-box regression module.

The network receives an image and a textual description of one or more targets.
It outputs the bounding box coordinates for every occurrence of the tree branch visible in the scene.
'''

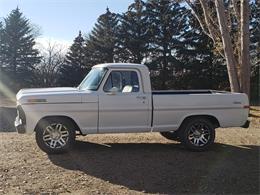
[232,0,241,24]
[199,0,220,44]
[184,0,212,39]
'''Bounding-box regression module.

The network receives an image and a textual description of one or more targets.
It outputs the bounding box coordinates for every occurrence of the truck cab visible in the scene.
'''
[90,64,152,133]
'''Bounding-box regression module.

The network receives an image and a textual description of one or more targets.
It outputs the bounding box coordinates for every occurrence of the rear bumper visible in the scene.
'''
[241,120,250,128]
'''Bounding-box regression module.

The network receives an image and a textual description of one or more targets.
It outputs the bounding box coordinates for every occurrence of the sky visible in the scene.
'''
[0,0,134,48]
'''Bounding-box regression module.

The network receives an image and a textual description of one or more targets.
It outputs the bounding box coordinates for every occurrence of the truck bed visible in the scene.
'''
[151,90,247,131]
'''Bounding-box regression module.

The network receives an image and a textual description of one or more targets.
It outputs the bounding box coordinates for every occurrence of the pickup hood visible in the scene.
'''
[16,87,84,105]
[17,87,78,96]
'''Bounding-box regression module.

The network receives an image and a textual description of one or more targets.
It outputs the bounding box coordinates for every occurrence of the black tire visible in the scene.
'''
[179,117,215,151]
[160,131,180,142]
[35,117,76,154]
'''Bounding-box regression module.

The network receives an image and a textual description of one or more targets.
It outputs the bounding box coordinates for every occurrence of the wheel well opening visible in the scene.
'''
[182,115,220,128]
[34,116,83,135]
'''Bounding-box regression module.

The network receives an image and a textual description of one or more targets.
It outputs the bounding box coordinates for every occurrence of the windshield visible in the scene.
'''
[78,68,107,90]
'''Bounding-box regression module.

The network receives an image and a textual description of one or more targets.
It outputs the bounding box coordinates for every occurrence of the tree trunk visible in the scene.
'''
[215,0,240,92]
[255,65,260,105]
[240,0,251,98]
[161,63,167,90]
[161,43,169,90]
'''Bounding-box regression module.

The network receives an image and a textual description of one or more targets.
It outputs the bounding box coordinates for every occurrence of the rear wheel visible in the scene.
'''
[179,117,215,151]
[35,118,75,154]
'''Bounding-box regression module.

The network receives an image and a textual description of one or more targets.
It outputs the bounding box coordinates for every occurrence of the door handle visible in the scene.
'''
[106,92,116,95]
[136,96,146,100]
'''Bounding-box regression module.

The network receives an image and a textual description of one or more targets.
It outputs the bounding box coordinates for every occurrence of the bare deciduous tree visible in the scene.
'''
[185,0,251,97]
[35,41,66,87]
[240,0,250,96]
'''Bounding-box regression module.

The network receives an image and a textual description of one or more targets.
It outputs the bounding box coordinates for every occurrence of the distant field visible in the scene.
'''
[250,106,260,117]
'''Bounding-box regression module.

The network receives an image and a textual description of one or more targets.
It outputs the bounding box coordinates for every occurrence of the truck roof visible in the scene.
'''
[93,63,147,69]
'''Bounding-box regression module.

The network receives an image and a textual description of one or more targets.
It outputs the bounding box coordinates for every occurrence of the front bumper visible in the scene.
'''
[14,116,26,133]
[14,105,26,134]
[241,120,250,128]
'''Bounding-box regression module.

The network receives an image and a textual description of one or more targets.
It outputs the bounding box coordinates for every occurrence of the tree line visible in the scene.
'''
[0,0,259,104]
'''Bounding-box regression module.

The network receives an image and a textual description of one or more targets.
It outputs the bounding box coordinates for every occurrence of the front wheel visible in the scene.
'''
[179,118,215,151]
[35,118,75,154]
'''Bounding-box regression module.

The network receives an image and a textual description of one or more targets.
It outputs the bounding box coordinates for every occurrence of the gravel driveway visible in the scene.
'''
[0,115,259,194]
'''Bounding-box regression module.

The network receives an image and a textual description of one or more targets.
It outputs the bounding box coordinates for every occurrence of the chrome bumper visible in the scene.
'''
[14,116,26,134]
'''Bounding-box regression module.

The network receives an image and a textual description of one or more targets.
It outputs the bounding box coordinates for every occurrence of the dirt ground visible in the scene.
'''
[0,113,259,195]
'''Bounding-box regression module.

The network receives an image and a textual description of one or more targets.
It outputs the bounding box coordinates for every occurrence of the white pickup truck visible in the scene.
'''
[15,63,250,154]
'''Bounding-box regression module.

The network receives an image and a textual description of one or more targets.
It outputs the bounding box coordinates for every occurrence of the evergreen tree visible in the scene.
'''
[175,12,228,90]
[0,21,4,71]
[250,1,260,104]
[58,31,88,87]
[146,0,188,89]
[1,8,41,90]
[0,21,4,95]
[117,0,151,63]
[86,8,119,64]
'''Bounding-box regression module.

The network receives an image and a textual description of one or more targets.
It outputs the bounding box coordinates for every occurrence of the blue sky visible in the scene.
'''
[0,0,134,46]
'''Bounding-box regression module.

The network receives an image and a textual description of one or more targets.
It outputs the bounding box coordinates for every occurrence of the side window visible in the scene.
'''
[103,72,122,92]
[103,71,140,93]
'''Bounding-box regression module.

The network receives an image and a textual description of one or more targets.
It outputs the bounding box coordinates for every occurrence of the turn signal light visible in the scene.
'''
[27,99,47,103]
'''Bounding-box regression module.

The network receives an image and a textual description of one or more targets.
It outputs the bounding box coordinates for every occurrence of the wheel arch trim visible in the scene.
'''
[179,114,220,129]
[34,115,83,135]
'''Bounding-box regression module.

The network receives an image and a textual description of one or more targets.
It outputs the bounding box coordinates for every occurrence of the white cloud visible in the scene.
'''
[35,37,72,54]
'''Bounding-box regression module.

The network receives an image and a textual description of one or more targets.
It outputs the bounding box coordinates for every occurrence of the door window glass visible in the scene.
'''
[103,71,140,93]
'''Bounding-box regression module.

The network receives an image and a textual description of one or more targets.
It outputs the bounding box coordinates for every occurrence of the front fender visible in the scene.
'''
[19,102,98,134]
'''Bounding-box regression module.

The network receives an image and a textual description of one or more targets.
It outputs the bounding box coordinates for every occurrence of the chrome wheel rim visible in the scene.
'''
[43,123,69,149]
[188,122,210,147]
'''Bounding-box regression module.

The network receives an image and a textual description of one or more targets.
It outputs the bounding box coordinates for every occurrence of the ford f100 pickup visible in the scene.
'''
[15,63,250,154]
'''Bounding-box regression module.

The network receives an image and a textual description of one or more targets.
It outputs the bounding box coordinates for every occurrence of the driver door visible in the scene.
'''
[98,69,150,133]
